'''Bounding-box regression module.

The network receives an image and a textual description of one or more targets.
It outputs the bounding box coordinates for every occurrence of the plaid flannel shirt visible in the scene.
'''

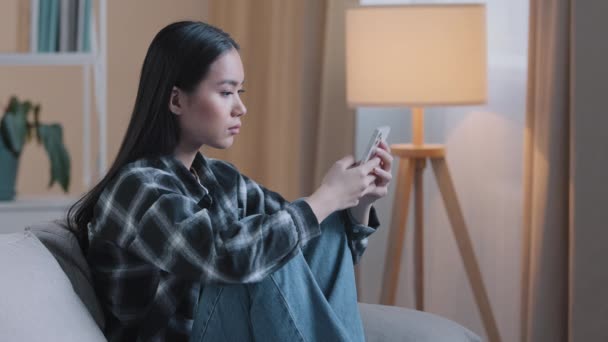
[87,152,379,341]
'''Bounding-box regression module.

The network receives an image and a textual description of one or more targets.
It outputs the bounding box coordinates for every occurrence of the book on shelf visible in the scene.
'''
[59,0,79,52]
[37,0,48,52]
[48,0,59,52]
[27,0,92,53]
[81,0,92,52]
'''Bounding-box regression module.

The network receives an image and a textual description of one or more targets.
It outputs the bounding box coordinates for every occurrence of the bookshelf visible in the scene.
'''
[0,196,76,233]
[0,0,107,193]
[0,52,95,65]
[0,0,106,226]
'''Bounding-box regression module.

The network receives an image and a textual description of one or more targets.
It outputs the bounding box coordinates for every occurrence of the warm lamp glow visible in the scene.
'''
[346,4,487,107]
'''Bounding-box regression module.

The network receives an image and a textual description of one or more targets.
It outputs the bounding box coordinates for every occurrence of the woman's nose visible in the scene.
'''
[232,98,247,117]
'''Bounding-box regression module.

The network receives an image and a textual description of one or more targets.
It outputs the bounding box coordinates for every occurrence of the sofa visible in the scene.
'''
[0,221,481,341]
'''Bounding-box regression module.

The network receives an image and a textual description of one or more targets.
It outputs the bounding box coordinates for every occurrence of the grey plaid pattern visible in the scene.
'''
[87,152,379,341]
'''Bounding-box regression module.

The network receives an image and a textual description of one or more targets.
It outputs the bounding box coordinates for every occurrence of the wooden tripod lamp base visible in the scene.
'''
[379,108,502,342]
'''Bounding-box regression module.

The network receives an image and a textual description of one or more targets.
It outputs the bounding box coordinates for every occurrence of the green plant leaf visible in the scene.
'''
[0,107,28,156]
[5,96,19,113]
[19,100,34,142]
[2,96,70,193]
[33,104,41,143]
[37,123,71,192]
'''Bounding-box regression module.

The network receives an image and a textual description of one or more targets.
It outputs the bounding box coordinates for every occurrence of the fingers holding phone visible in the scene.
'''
[371,141,393,185]
[358,128,394,204]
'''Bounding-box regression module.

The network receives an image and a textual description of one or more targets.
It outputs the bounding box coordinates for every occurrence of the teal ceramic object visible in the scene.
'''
[0,136,18,201]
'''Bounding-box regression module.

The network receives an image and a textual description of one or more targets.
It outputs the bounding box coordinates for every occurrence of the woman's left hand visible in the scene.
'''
[359,140,393,206]
[347,140,393,225]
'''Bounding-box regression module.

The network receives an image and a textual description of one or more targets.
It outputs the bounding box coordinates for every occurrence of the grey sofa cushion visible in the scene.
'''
[359,302,481,342]
[27,220,105,329]
[0,231,106,342]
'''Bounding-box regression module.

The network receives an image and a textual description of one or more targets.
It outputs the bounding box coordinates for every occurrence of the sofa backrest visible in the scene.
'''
[0,229,106,341]
[27,220,105,329]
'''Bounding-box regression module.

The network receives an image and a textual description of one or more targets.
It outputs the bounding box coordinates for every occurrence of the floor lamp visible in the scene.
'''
[346,5,501,342]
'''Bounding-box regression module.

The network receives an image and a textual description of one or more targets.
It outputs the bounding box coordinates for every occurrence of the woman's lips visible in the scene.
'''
[228,125,241,134]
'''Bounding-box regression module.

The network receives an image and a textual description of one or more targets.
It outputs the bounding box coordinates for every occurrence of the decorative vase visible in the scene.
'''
[0,137,18,201]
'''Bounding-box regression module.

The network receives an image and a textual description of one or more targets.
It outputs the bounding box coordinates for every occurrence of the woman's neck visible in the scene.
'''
[173,142,201,170]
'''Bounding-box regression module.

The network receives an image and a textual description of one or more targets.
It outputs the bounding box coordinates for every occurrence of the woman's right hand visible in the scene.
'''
[305,155,381,222]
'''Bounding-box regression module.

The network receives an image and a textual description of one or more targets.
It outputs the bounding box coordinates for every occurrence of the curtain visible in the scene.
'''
[521,0,572,341]
[206,0,356,200]
[312,0,357,186]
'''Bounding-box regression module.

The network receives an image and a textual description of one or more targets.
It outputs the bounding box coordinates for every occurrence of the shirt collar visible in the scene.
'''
[159,151,213,208]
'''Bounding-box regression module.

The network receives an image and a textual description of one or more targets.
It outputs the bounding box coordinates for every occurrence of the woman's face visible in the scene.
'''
[174,48,246,150]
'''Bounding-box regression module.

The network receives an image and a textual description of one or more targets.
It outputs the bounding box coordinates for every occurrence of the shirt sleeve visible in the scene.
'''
[238,166,380,264]
[237,173,320,246]
[115,172,320,284]
[342,206,381,265]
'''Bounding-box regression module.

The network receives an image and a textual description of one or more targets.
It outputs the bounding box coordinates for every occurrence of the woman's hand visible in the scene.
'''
[348,140,393,224]
[359,140,393,206]
[305,155,381,223]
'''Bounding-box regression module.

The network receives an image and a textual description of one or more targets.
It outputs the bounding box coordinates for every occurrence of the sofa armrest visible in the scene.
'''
[0,231,106,341]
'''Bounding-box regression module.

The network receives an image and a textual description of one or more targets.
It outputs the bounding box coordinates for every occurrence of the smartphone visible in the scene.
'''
[357,126,391,165]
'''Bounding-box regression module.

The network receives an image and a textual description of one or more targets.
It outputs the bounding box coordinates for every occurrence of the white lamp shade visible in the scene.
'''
[346,4,487,107]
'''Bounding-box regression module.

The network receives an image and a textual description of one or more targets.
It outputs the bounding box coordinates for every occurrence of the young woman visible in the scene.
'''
[68,21,392,342]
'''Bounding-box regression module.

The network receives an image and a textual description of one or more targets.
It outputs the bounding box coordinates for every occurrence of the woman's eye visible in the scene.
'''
[238,89,246,94]
[221,91,233,96]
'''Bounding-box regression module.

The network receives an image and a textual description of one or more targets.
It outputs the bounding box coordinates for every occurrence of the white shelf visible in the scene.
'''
[0,52,96,66]
[0,197,76,234]
[0,0,107,188]
[0,196,76,212]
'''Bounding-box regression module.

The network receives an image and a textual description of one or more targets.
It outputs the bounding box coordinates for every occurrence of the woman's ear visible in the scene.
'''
[169,86,183,115]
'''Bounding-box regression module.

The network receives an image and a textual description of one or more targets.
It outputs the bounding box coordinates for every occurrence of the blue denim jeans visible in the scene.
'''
[189,211,365,342]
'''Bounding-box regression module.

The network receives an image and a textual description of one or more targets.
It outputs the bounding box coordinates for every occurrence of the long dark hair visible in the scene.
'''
[67,21,239,251]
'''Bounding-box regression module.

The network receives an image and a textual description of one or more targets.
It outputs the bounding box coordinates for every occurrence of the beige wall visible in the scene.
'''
[0,1,18,52]
[0,0,208,198]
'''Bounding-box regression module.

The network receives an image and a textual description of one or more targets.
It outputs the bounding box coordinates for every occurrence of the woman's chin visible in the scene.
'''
[209,137,234,149]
